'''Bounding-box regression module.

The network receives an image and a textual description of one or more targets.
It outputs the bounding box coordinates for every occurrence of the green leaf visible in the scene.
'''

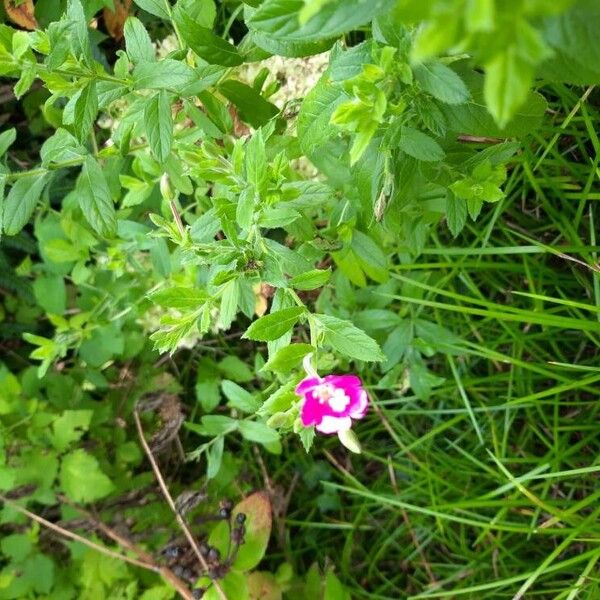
[3,174,49,236]
[133,59,196,90]
[150,286,207,310]
[299,426,315,452]
[66,0,91,61]
[484,48,533,128]
[51,409,93,451]
[22,554,55,594]
[176,0,216,28]
[243,306,305,341]
[0,127,16,158]
[73,80,98,142]
[250,29,334,57]
[258,206,301,229]
[1,534,33,562]
[124,16,155,64]
[219,278,240,329]
[324,570,351,600]
[219,80,279,128]
[289,269,331,291]
[446,191,467,237]
[221,380,261,413]
[0,175,5,234]
[313,313,385,362]
[80,324,124,367]
[263,343,315,374]
[60,449,114,503]
[249,0,396,42]
[414,62,470,105]
[132,0,170,19]
[33,275,67,314]
[174,6,243,67]
[144,90,173,163]
[239,421,280,446]
[351,231,388,283]
[245,130,268,194]
[236,187,256,230]
[219,356,254,382]
[398,126,445,162]
[298,76,345,154]
[232,491,272,571]
[78,156,117,237]
[206,436,224,479]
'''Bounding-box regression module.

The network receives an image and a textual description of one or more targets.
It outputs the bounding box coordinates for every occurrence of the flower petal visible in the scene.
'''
[323,374,362,391]
[300,391,324,427]
[316,415,352,434]
[349,389,368,419]
[295,376,321,396]
[322,375,367,419]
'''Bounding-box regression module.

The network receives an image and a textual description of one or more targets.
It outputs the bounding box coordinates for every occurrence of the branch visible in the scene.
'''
[58,496,194,600]
[133,408,228,600]
[0,494,155,572]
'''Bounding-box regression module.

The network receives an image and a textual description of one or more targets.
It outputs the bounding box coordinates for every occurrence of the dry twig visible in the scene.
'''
[0,494,155,573]
[133,408,228,600]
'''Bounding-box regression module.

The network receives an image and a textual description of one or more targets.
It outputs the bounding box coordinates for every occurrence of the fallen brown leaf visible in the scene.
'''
[4,0,37,30]
[103,0,132,41]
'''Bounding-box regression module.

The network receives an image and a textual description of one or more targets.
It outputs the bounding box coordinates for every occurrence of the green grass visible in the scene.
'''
[249,85,600,598]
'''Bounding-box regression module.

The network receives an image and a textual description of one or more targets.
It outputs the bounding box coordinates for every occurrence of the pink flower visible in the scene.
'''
[296,373,368,434]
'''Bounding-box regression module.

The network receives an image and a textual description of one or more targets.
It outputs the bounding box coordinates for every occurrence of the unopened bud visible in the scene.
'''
[267,412,288,428]
[160,173,174,201]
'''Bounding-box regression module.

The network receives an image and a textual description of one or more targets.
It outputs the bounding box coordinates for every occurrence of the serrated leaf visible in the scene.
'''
[351,231,388,283]
[313,313,384,362]
[144,90,173,163]
[299,426,315,452]
[219,80,279,128]
[219,278,240,329]
[259,206,302,229]
[245,130,268,193]
[236,187,256,230]
[414,62,470,105]
[243,306,305,341]
[222,380,261,413]
[124,16,155,63]
[398,126,445,162]
[133,59,196,90]
[132,0,170,19]
[249,0,396,42]
[174,5,243,66]
[263,343,314,374]
[60,449,114,503]
[289,269,331,290]
[51,410,93,452]
[298,76,345,154]
[3,174,49,236]
[150,286,207,310]
[446,191,467,237]
[73,80,98,142]
[239,421,280,446]
[78,156,117,237]
[484,48,533,128]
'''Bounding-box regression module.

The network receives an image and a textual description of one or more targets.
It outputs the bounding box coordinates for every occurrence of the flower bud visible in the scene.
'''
[267,412,288,428]
[338,428,362,454]
[159,173,174,201]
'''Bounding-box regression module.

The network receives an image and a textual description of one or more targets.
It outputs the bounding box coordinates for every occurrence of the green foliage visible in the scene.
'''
[1,0,600,598]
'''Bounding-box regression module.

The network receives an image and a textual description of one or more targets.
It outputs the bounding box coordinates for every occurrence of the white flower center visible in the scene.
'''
[314,383,350,413]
